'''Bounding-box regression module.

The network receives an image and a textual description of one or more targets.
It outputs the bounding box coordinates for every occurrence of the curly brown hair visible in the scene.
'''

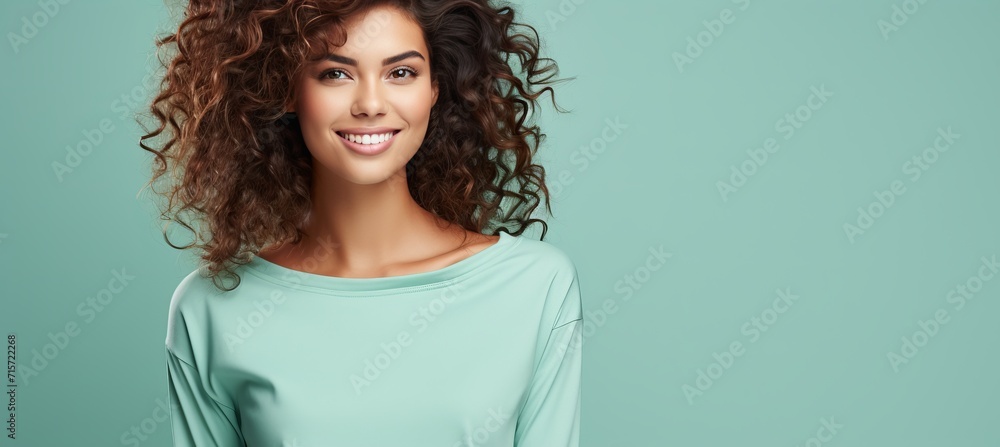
[138,0,571,291]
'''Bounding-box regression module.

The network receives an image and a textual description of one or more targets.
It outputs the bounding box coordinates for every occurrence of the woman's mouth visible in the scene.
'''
[335,130,401,156]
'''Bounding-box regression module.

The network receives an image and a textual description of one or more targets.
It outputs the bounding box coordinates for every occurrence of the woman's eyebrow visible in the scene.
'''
[324,50,425,67]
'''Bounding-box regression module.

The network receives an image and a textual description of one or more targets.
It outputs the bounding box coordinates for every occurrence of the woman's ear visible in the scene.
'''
[431,80,439,107]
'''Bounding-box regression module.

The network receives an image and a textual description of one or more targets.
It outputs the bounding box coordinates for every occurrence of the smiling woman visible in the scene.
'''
[139,0,571,289]
[291,13,438,171]
[137,0,581,446]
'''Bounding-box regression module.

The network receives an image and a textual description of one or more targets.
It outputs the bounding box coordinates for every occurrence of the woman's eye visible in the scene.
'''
[389,67,417,80]
[320,69,348,80]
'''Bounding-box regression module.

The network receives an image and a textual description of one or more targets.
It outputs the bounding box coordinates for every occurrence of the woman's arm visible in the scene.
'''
[513,267,584,447]
[165,346,246,447]
[512,318,583,447]
[164,271,245,446]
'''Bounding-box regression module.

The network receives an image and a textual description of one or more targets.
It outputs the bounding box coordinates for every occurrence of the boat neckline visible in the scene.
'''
[242,230,519,294]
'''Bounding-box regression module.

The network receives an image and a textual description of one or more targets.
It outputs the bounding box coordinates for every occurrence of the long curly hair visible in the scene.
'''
[138,0,571,291]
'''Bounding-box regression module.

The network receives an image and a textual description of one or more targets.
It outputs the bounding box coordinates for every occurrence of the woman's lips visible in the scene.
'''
[335,130,400,156]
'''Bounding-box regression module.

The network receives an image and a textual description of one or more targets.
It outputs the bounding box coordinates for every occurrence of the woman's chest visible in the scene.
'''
[215,309,540,447]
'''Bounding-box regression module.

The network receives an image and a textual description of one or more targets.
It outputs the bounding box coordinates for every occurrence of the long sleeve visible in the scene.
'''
[165,346,246,447]
[513,264,584,447]
[512,319,583,447]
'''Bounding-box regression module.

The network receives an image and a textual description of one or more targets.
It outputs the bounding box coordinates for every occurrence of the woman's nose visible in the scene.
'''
[351,79,387,117]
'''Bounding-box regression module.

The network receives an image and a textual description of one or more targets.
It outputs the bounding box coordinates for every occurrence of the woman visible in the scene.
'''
[140,0,582,445]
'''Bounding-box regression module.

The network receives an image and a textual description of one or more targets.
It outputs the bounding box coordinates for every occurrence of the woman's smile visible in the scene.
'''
[335,128,402,156]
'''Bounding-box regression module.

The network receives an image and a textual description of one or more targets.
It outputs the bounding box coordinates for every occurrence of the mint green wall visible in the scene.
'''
[1,0,997,445]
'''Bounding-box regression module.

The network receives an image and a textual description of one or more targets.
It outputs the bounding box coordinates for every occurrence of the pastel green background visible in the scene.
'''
[1,0,997,446]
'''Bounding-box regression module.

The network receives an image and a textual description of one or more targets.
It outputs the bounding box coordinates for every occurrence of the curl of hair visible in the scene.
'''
[137,0,572,292]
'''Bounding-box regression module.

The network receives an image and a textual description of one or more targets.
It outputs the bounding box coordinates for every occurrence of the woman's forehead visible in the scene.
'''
[321,12,426,58]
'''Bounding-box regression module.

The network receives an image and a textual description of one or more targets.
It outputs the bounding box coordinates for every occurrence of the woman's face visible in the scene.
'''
[291,6,437,186]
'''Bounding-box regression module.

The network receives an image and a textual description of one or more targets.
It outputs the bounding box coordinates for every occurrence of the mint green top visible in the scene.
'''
[164,231,583,447]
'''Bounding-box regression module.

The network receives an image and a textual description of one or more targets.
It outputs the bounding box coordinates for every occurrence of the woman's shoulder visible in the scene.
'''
[170,267,226,308]
[165,265,259,358]
[165,268,215,359]
[504,232,579,277]
[166,267,232,335]
[503,233,583,329]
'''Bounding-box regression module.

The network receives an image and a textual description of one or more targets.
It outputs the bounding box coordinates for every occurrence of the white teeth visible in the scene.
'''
[340,132,395,145]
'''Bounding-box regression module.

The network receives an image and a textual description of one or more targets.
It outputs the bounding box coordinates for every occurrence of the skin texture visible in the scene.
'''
[259,5,499,278]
